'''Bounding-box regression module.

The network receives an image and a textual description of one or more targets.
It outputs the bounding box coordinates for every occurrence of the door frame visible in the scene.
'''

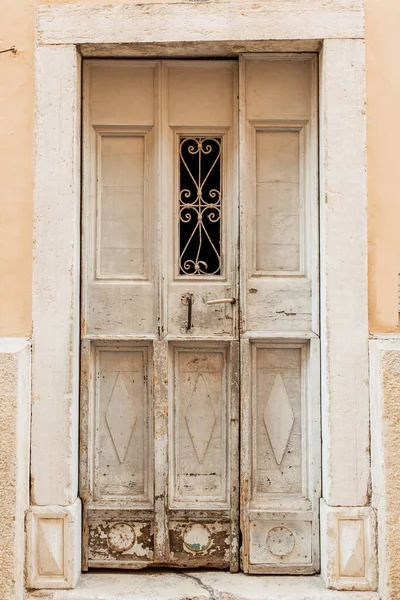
[28,1,377,594]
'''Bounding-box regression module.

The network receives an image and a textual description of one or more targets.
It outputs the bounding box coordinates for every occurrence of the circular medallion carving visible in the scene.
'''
[107,523,136,553]
[266,526,295,557]
[183,523,212,553]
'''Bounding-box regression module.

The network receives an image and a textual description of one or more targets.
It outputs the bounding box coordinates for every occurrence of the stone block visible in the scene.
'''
[321,501,377,591]
[26,499,81,589]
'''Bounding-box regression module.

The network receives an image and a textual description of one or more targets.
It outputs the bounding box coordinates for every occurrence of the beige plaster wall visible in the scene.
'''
[0,1,399,599]
[0,0,173,339]
[0,0,398,335]
[381,351,400,598]
[365,0,400,333]
[0,340,30,600]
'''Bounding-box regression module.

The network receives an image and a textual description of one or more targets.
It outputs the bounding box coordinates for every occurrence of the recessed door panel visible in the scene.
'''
[170,346,229,506]
[98,134,147,279]
[94,346,152,502]
[245,58,311,121]
[254,346,303,498]
[168,65,234,127]
[89,62,155,125]
[167,342,238,570]
[255,130,301,273]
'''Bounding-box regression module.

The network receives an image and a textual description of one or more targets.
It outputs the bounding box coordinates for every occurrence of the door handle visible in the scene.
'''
[182,293,194,330]
[186,295,193,330]
[207,298,236,305]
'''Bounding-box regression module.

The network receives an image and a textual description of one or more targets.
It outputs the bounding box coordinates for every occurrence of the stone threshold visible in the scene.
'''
[26,571,379,600]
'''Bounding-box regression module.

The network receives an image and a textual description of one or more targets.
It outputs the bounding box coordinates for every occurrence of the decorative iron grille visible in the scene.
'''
[179,136,222,276]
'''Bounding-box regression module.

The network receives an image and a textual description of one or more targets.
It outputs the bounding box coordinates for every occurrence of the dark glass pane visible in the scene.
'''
[179,137,222,276]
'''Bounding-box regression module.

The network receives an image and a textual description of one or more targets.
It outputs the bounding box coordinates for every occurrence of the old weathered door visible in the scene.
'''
[238,55,320,574]
[81,59,240,571]
[81,56,320,574]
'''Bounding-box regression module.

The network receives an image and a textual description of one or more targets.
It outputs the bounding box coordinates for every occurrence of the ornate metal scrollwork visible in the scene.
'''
[179,136,222,276]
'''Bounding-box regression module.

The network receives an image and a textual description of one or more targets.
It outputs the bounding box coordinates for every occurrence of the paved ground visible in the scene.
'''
[26,571,379,600]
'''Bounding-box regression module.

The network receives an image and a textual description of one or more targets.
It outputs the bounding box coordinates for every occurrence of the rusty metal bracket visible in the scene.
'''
[0,46,17,55]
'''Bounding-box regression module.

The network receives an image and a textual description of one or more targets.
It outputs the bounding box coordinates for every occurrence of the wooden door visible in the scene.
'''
[239,55,320,574]
[81,60,239,571]
[81,56,320,574]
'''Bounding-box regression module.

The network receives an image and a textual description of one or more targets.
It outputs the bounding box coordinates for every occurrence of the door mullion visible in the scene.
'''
[239,337,251,572]
[238,55,251,572]
[153,339,169,562]
[229,340,240,572]
[79,339,91,572]
[153,61,169,563]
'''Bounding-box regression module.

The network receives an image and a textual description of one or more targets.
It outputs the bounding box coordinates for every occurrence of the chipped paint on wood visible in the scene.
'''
[81,57,320,574]
[153,339,169,562]
[239,55,320,574]
[88,513,153,566]
[168,521,230,568]
[79,339,91,572]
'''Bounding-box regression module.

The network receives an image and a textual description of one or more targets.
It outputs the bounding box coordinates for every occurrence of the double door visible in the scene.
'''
[80,57,320,573]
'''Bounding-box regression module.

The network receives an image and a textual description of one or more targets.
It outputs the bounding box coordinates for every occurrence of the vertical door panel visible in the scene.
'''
[162,62,239,570]
[170,346,229,506]
[164,62,238,337]
[81,342,154,569]
[239,55,320,574]
[82,60,240,571]
[167,343,238,569]
[246,120,313,331]
[240,56,318,334]
[82,62,158,337]
[152,339,169,563]
[81,62,160,570]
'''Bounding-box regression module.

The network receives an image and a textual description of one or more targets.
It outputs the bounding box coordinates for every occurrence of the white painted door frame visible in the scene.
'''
[28,0,377,594]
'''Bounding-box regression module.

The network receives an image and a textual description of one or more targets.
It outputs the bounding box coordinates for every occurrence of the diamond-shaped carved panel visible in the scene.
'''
[264,373,294,465]
[185,373,216,464]
[106,372,137,463]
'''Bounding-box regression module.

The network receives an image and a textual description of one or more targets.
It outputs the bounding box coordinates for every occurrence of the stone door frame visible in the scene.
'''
[28,1,377,594]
